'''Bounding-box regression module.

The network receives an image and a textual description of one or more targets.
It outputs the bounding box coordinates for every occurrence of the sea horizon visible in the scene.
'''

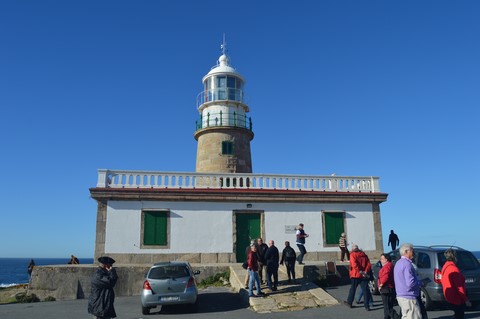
[0,257,94,287]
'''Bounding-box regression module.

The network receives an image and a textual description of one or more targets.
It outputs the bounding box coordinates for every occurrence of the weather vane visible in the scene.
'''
[221,33,227,55]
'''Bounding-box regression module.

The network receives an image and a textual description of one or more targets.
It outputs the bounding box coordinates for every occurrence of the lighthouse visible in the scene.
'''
[194,42,254,173]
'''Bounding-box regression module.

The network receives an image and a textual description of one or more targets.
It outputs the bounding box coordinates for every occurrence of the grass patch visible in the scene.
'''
[198,271,230,288]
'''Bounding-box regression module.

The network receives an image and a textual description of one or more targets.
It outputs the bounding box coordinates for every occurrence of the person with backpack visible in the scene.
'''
[280,241,297,283]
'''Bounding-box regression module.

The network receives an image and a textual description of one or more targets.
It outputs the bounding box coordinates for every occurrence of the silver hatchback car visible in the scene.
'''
[141,261,200,315]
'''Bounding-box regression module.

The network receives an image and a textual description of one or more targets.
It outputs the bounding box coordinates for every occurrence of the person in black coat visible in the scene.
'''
[280,241,296,283]
[265,240,280,291]
[88,256,118,319]
[256,238,268,284]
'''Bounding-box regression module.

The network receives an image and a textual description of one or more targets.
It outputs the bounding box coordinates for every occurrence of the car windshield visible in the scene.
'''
[149,265,190,279]
[437,251,480,271]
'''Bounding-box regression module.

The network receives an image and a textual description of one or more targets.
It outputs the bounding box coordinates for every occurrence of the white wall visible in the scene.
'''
[104,200,375,254]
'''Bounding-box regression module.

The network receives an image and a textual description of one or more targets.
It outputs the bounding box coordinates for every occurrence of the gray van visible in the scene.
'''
[369,245,480,310]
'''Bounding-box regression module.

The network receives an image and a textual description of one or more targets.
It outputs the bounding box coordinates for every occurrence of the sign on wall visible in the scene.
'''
[285,225,297,234]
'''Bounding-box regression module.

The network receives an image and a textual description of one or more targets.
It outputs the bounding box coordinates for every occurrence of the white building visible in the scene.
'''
[90,43,388,264]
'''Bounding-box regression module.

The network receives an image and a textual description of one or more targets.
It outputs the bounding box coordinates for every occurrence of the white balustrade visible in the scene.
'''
[96,169,381,193]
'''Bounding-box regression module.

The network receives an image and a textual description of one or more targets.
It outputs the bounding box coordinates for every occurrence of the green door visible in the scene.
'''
[324,212,345,245]
[236,213,261,262]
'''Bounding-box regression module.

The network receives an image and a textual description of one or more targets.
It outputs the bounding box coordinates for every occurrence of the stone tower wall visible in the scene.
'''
[195,127,253,173]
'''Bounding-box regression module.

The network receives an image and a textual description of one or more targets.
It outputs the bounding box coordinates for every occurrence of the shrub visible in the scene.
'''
[15,293,40,303]
[198,271,230,288]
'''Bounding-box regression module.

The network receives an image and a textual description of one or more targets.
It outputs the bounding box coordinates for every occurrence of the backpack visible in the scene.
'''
[285,247,295,259]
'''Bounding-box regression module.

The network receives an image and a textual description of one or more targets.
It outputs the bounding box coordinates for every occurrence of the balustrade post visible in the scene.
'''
[97,169,108,187]
[220,110,223,126]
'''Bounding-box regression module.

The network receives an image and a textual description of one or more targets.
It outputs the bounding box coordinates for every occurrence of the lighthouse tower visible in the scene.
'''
[194,43,254,173]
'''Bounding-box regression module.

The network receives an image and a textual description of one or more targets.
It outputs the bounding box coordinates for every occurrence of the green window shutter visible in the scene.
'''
[222,141,234,155]
[325,213,344,245]
[144,211,167,246]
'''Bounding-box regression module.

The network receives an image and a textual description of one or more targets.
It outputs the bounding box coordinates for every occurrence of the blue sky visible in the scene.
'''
[1,1,479,258]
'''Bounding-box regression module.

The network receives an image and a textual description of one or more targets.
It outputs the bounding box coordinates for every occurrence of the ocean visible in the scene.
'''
[0,258,93,287]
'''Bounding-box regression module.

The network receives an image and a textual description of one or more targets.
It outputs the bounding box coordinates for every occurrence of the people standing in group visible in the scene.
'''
[88,256,118,319]
[27,259,35,280]
[339,232,350,262]
[265,240,279,291]
[68,254,80,264]
[394,243,422,319]
[388,230,400,251]
[280,241,296,283]
[244,239,256,289]
[441,248,470,319]
[295,223,309,264]
[344,244,373,311]
[378,253,399,319]
[256,238,268,284]
[247,245,266,298]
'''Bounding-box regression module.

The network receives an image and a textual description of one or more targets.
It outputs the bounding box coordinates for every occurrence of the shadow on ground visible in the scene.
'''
[147,289,248,315]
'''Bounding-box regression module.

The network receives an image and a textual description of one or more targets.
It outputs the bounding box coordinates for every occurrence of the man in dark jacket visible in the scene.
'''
[265,240,280,291]
[388,230,399,251]
[256,238,268,284]
[88,256,118,319]
[280,241,296,283]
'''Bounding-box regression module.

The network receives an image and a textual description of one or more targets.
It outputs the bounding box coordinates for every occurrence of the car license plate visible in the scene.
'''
[160,296,179,302]
[465,277,474,283]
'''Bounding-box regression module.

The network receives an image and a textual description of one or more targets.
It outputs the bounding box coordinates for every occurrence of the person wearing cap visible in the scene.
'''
[295,223,309,264]
[441,248,471,319]
[88,256,118,319]
[338,232,350,262]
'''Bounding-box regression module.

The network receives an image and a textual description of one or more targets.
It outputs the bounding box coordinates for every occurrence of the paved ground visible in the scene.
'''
[1,261,480,319]
[1,285,480,319]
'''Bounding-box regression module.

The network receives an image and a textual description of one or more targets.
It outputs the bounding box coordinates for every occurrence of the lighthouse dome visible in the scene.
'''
[203,54,245,82]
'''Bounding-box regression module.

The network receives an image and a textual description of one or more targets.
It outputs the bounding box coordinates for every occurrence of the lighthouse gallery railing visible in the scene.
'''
[96,170,380,193]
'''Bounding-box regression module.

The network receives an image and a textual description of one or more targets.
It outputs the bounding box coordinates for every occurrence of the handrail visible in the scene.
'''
[195,111,253,131]
[96,169,381,193]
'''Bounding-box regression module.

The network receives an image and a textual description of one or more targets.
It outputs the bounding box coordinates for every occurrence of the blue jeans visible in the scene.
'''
[356,285,374,306]
[248,269,262,296]
[347,278,371,309]
[296,244,307,263]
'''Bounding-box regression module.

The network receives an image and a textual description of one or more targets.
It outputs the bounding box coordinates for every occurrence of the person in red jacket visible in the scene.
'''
[247,245,266,298]
[441,249,471,319]
[344,244,372,311]
[378,253,399,319]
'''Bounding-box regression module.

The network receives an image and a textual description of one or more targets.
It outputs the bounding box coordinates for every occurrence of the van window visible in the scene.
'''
[416,252,431,269]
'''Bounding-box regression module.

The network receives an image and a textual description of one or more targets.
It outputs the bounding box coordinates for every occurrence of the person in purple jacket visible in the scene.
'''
[394,243,422,319]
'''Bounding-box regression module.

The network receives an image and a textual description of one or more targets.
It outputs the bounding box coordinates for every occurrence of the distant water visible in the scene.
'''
[0,258,93,287]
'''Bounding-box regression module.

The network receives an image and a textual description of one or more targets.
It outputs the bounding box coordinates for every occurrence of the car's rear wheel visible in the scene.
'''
[368,279,379,295]
[142,306,150,315]
[420,287,433,311]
